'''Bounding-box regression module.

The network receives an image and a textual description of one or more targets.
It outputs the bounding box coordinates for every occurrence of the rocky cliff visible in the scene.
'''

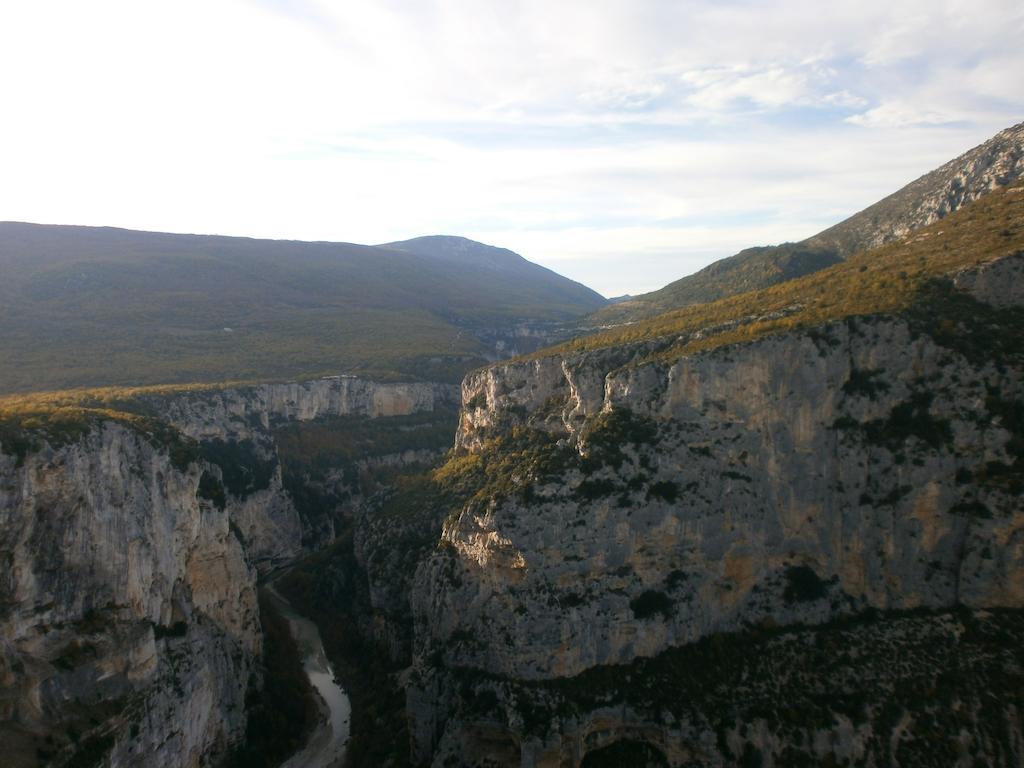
[807,122,1024,255]
[0,422,258,768]
[0,375,459,768]
[151,377,458,567]
[153,378,458,443]
[406,252,1024,765]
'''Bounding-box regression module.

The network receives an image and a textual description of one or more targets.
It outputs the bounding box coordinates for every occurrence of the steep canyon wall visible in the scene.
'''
[407,254,1024,766]
[0,377,457,767]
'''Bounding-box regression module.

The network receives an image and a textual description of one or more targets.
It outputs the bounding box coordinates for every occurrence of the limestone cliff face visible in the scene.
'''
[473,322,577,361]
[0,375,459,767]
[0,423,258,768]
[155,378,458,443]
[151,377,460,568]
[421,262,1024,681]
[408,254,1024,762]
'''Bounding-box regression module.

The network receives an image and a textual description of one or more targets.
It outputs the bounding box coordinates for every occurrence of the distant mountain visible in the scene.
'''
[380,235,603,309]
[0,225,606,393]
[592,121,1024,324]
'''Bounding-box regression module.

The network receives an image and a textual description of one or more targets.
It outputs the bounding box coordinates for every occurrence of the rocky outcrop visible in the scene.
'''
[424,321,1024,680]
[0,422,258,768]
[592,122,1024,324]
[413,608,1024,768]
[954,242,1024,309]
[152,377,458,443]
[409,253,1024,764]
[808,122,1024,255]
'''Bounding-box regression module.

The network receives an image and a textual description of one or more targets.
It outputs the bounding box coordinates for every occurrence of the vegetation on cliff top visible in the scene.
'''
[0,381,239,465]
[589,241,842,326]
[532,181,1024,363]
[0,380,239,413]
[0,404,200,469]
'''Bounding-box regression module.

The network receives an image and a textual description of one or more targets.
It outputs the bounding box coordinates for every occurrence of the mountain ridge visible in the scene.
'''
[590,120,1024,325]
[381,234,606,302]
[525,178,1024,363]
[0,223,606,393]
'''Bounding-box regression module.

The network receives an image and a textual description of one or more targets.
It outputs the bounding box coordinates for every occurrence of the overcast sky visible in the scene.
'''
[1,1,1021,297]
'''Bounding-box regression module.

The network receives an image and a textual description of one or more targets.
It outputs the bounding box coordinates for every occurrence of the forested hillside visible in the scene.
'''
[0,226,605,392]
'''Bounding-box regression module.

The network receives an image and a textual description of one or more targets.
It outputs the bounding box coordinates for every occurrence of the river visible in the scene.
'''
[266,584,352,768]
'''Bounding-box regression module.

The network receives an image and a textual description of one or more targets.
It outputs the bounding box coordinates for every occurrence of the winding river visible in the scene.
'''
[266,584,352,768]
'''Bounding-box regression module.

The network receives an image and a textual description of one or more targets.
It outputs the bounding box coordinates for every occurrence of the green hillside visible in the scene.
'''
[383,235,594,303]
[592,242,841,324]
[0,225,606,393]
[591,121,1023,325]
[531,180,1024,362]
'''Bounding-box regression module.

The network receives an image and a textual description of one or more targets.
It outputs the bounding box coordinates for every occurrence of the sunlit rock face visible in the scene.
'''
[408,253,1024,765]
[806,121,1024,255]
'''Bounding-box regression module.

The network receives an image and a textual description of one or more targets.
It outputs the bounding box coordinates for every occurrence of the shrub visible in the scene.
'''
[842,368,891,399]
[783,566,828,604]
[863,392,953,451]
[949,500,993,519]
[197,471,227,510]
[582,409,658,470]
[647,480,680,502]
[630,590,673,620]
[200,439,277,498]
[576,478,619,500]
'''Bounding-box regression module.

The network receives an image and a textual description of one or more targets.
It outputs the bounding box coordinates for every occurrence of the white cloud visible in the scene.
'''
[0,0,1021,296]
[846,104,961,128]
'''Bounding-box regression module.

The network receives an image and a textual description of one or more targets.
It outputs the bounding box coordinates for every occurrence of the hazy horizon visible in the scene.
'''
[2,1,1021,296]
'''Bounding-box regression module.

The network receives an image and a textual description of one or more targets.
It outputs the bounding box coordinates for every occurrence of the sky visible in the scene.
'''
[1,1,1022,297]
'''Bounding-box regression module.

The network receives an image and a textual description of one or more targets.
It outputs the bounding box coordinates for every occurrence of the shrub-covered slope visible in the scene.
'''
[542,179,1024,362]
[592,121,1024,325]
[0,225,606,393]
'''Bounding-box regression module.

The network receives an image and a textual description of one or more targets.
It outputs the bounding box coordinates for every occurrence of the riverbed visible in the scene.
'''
[267,585,352,768]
